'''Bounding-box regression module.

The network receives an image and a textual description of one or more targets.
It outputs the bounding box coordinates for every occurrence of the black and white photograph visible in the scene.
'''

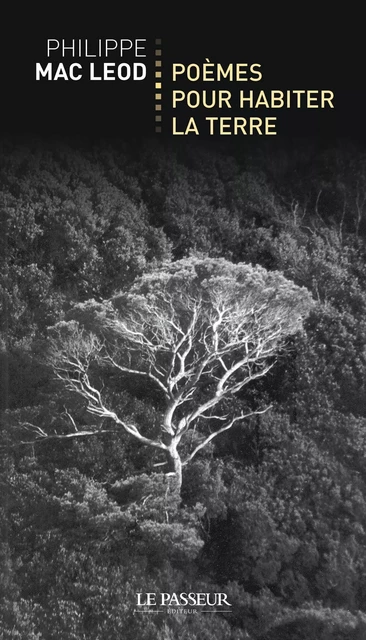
[2,24,366,638]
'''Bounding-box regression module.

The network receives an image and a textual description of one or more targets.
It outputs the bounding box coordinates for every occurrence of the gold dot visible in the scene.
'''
[155,93,162,100]
[155,49,162,56]
[155,115,162,122]
[155,71,162,78]
[155,104,162,111]
[155,82,162,89]
[155,60,162,67]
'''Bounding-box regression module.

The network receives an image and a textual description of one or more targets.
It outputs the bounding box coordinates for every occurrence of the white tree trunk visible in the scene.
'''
[166,442,182,495]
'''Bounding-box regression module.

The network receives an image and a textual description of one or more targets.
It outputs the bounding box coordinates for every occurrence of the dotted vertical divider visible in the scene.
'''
[155,39,162,132]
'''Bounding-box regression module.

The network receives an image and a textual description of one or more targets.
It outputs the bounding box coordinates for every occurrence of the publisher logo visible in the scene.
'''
[134,592,232,615]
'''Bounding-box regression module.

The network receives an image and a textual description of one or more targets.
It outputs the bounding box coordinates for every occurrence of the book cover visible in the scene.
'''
[1,22,366,639]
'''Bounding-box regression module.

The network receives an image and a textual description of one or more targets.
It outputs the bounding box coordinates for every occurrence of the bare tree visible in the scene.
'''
[27,257,313,492]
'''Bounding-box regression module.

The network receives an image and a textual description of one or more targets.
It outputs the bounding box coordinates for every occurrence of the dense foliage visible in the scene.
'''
[2,136,366,638]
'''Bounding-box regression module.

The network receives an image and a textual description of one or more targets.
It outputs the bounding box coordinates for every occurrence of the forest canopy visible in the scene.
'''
[2,136,366,639]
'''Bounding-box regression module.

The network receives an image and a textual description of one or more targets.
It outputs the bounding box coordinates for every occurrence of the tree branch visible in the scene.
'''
[182,406,271,465]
